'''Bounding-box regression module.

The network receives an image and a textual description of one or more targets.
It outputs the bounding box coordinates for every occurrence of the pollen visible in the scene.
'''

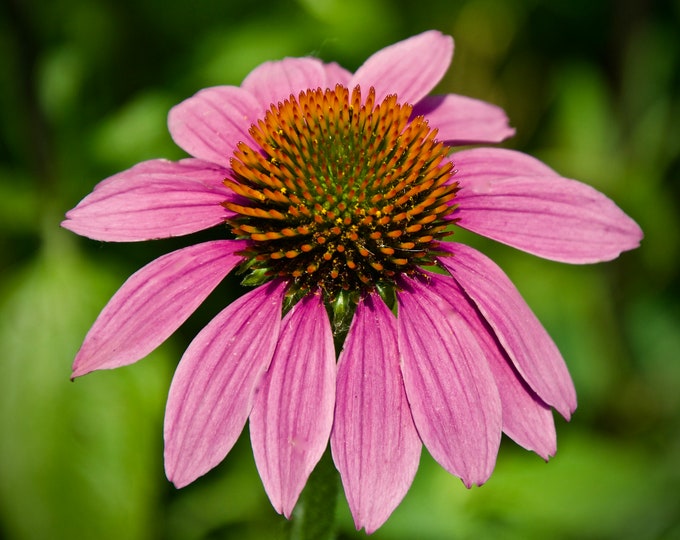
[225,84,458,298]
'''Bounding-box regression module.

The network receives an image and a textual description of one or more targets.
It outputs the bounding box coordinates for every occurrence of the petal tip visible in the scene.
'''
[60,215,82,236]
[166,472,191,490]
[70,366,88,379]
[71,352,97,379]
[165,455,203,490]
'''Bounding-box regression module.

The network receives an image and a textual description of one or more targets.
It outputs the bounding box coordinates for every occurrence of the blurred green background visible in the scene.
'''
[1,0,678,538]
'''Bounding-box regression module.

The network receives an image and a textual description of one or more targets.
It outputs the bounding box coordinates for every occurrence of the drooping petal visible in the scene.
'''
[62,159,234,242]
[486,347,556,459]
[331,293,421,534]
[427,272,556,459]
[438,242,577,419]
[451,149,643,263]
[71,240,246,378]
[250,293,336,518]
[397,275,502,487]
[164,280,286,488]
[241,57,328,112]
[168,86,262,168]
[413,94,515,144]
[351,30,454,105]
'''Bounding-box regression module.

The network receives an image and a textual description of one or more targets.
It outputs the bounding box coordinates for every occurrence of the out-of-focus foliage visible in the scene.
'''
[1,0,678,538]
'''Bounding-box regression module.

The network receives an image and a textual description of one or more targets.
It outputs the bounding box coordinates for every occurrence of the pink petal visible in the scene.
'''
[323,61,352,86]
[168,86,262,168]
[397,275,502,487]
[438,242,577,419]
[427,272,556,459]
[350,30,454,105]
[488,350,556,459]
[71,240,246,378]
[241,57,328,112]
[413,94,515,144]
[250,293,335,518]
[452,147,561,178]
[62,159,233,242]
[164,280,286,488]
[451,149,643,263]
[331,293,421,533]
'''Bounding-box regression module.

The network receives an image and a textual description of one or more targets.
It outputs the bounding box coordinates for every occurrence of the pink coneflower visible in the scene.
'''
[62,31,642,533]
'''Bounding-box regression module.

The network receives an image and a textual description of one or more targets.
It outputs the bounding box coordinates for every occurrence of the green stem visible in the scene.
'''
[289,449,339,540]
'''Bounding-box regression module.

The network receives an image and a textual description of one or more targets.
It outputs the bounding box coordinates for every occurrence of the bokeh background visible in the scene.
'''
[1,0,678,538]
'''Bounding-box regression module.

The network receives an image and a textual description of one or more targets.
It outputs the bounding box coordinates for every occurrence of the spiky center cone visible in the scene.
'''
[225,85,458,325]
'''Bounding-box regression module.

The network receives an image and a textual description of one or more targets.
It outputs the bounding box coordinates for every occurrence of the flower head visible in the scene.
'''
[62,31,642,533]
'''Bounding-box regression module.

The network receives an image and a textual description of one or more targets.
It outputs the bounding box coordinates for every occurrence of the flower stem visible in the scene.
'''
[289,448,339,540]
